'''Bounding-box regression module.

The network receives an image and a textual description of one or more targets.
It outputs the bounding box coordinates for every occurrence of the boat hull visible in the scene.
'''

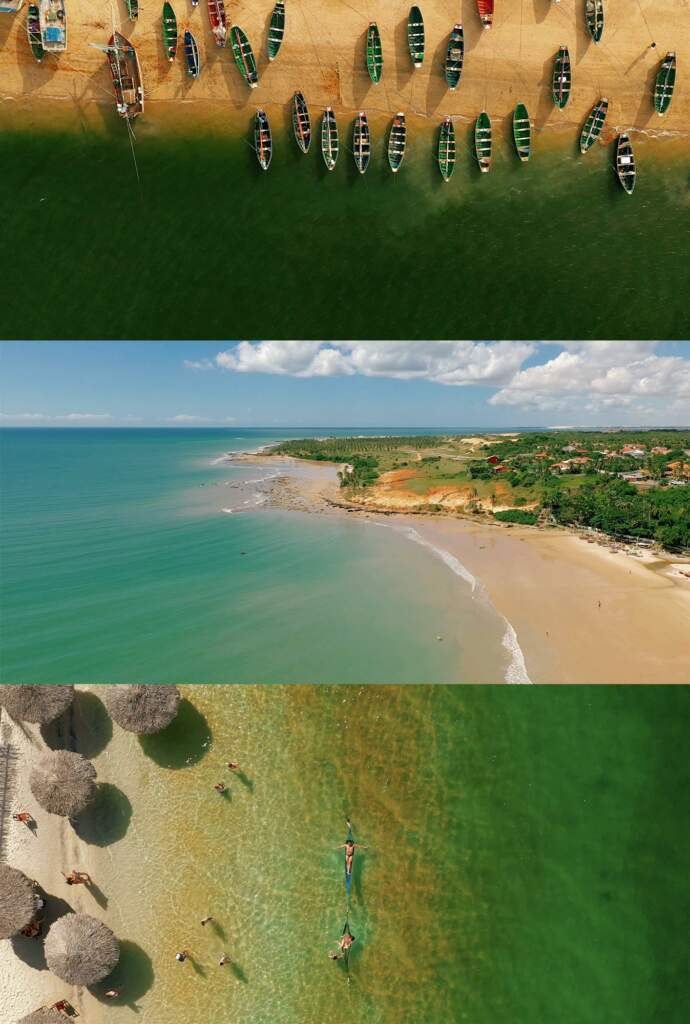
[475,112,492,172]
[615,134,636,194]
[106,32,144,119]
[445,25,464,91]
[579,98,608,154]
[254,110,272,171]
[388,114,406,172]
[654,53,676,115]
[162,2,178,62]
[231,26,259,87]
[268,1,285,61]
[407,6,424,68]
[353,112,371,175]
[292,92,311,154]
[552,46,571,109]
[366,22,383,84]
[438,117,456,182]
[321,108,339,171]
[512,103,531,162]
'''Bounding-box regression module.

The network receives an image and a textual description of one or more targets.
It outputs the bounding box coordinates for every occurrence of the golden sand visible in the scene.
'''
[1,0,687,142]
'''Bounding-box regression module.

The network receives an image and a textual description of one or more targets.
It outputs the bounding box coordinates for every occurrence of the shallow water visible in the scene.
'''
[1,127,688,339]
[87,684,690,1024]
[0,427,513,683]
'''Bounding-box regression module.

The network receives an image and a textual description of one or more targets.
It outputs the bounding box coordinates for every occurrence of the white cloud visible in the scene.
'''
[0,412,112,422]
[489,342,690,413]
[167,414,209,423]
[183,359,215,370]
[212,340,535,385]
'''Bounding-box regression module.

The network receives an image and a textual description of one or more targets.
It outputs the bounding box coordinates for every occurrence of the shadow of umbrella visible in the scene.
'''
[10,892,75,971]
[40,690,113,759]
[72,783,132,849]
[90,939,154,1010]
[139,699,212,769]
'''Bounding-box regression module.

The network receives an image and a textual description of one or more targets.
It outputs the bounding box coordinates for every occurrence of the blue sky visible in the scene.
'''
[1,342,688,428]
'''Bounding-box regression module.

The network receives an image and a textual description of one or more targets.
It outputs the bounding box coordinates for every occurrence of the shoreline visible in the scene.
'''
[2,1,688,147]
[244,452,690,684]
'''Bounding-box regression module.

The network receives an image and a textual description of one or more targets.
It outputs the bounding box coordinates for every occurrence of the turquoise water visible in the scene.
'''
[1,128,688,339]
[73,684,690,1024]
[0,428,515,683]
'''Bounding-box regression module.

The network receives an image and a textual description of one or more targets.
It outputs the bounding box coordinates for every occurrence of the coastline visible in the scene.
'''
[249,453,690,684]
[1,1,688,147]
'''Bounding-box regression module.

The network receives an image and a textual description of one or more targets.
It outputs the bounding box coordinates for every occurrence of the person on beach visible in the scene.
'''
[214,782,226,793]
[218,953,232,966]
[201,916,214,926]
[62,870,91,885]
[226,761,240,771]
[175,950,189,962]
[13,810,33,825]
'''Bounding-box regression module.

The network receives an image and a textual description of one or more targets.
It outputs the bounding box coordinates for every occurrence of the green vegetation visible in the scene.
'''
[271,432,690,550]
[494,509,539,526]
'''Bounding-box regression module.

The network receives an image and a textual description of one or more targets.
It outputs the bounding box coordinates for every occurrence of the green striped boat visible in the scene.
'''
[445,24,464,91]
[292,91,311,154]
[552,45,571,109]
[125,0,138,20]
[321,107,339,171]
[579,98,608,154]
[388,113,406,173]
[654,52,676,115]
[267,2,285,62]
[585,0,604,44]
[353,111,371,175]
[366,22,383,83]
[407,5,424,68]
[162,2,177,62]
[254,109,272,171]
[438,116,455,182]
[231,25,258,88]
[475,111,492,172]
[512,103,531,162]
[27,3,44,62]
[615,133,636,195]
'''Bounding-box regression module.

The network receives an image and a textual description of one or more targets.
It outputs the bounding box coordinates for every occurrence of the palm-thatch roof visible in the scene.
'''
[18,1010,69,1024]
[45,912,119,985]
[105,685,180,734]
[0,864,35,939]
[30,750,97,818]
[0,686,74,724]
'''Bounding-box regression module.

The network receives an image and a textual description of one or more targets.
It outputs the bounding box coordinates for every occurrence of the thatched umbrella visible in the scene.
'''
[45,913,119,986]
[30,750,97,818]
[0,686,74,725]
[18,1010,68,1024]
[105,685,180,734]
[0,864,36,939]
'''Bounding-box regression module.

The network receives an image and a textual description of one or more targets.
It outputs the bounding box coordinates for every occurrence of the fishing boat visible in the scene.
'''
[444,24,464,91]
[105,32,144,119]
[579,98,608,153]
[512,103,531,162]
[654,52,676,115]
[254,109,272,171]
[38,0,66,52]
[388,113,406,172]
[161,3,177,62]
[366,22,383,84]
[476,0,493,29]
[321,107,339,171]
[353,112,371,175]
[231,26,258,88]
[183,30,200,78]
[438,116,455,182]
[267,1,285,61]
[207,0,227,47]
[292,91,311,153]
[125,0,138,21]
[615,133,636,194]
[407,6,424,68]
[26,4,44,62]
[552,45,571,109]
[475,111,492,172]
[585,0,604,44]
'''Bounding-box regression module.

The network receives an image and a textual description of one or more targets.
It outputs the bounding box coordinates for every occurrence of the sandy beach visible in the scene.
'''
[256,454,690,684]
[1,0,688,142]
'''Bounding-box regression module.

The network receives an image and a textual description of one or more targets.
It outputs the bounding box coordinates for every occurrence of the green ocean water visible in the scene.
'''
[0,427,517,683]
[80,684,690,1024]
[1,126,688,339]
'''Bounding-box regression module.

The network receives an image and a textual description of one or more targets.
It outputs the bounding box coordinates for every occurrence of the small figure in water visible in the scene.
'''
[201,915,214,926]
[175,950,189,962]
[338,821,368,877]
[219,953,232,966]
[214,782,227,793]
[329,931,356,959]
[226,761,240,771]
[62,870,91,885]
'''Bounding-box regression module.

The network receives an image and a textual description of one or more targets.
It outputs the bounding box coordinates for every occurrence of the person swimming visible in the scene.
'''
[338,821,367,877]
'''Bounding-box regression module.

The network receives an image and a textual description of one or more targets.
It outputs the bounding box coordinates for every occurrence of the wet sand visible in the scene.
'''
[1,0,687,144]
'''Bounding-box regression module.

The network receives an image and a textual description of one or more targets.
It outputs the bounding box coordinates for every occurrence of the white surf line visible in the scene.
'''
[371,521,532,685]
